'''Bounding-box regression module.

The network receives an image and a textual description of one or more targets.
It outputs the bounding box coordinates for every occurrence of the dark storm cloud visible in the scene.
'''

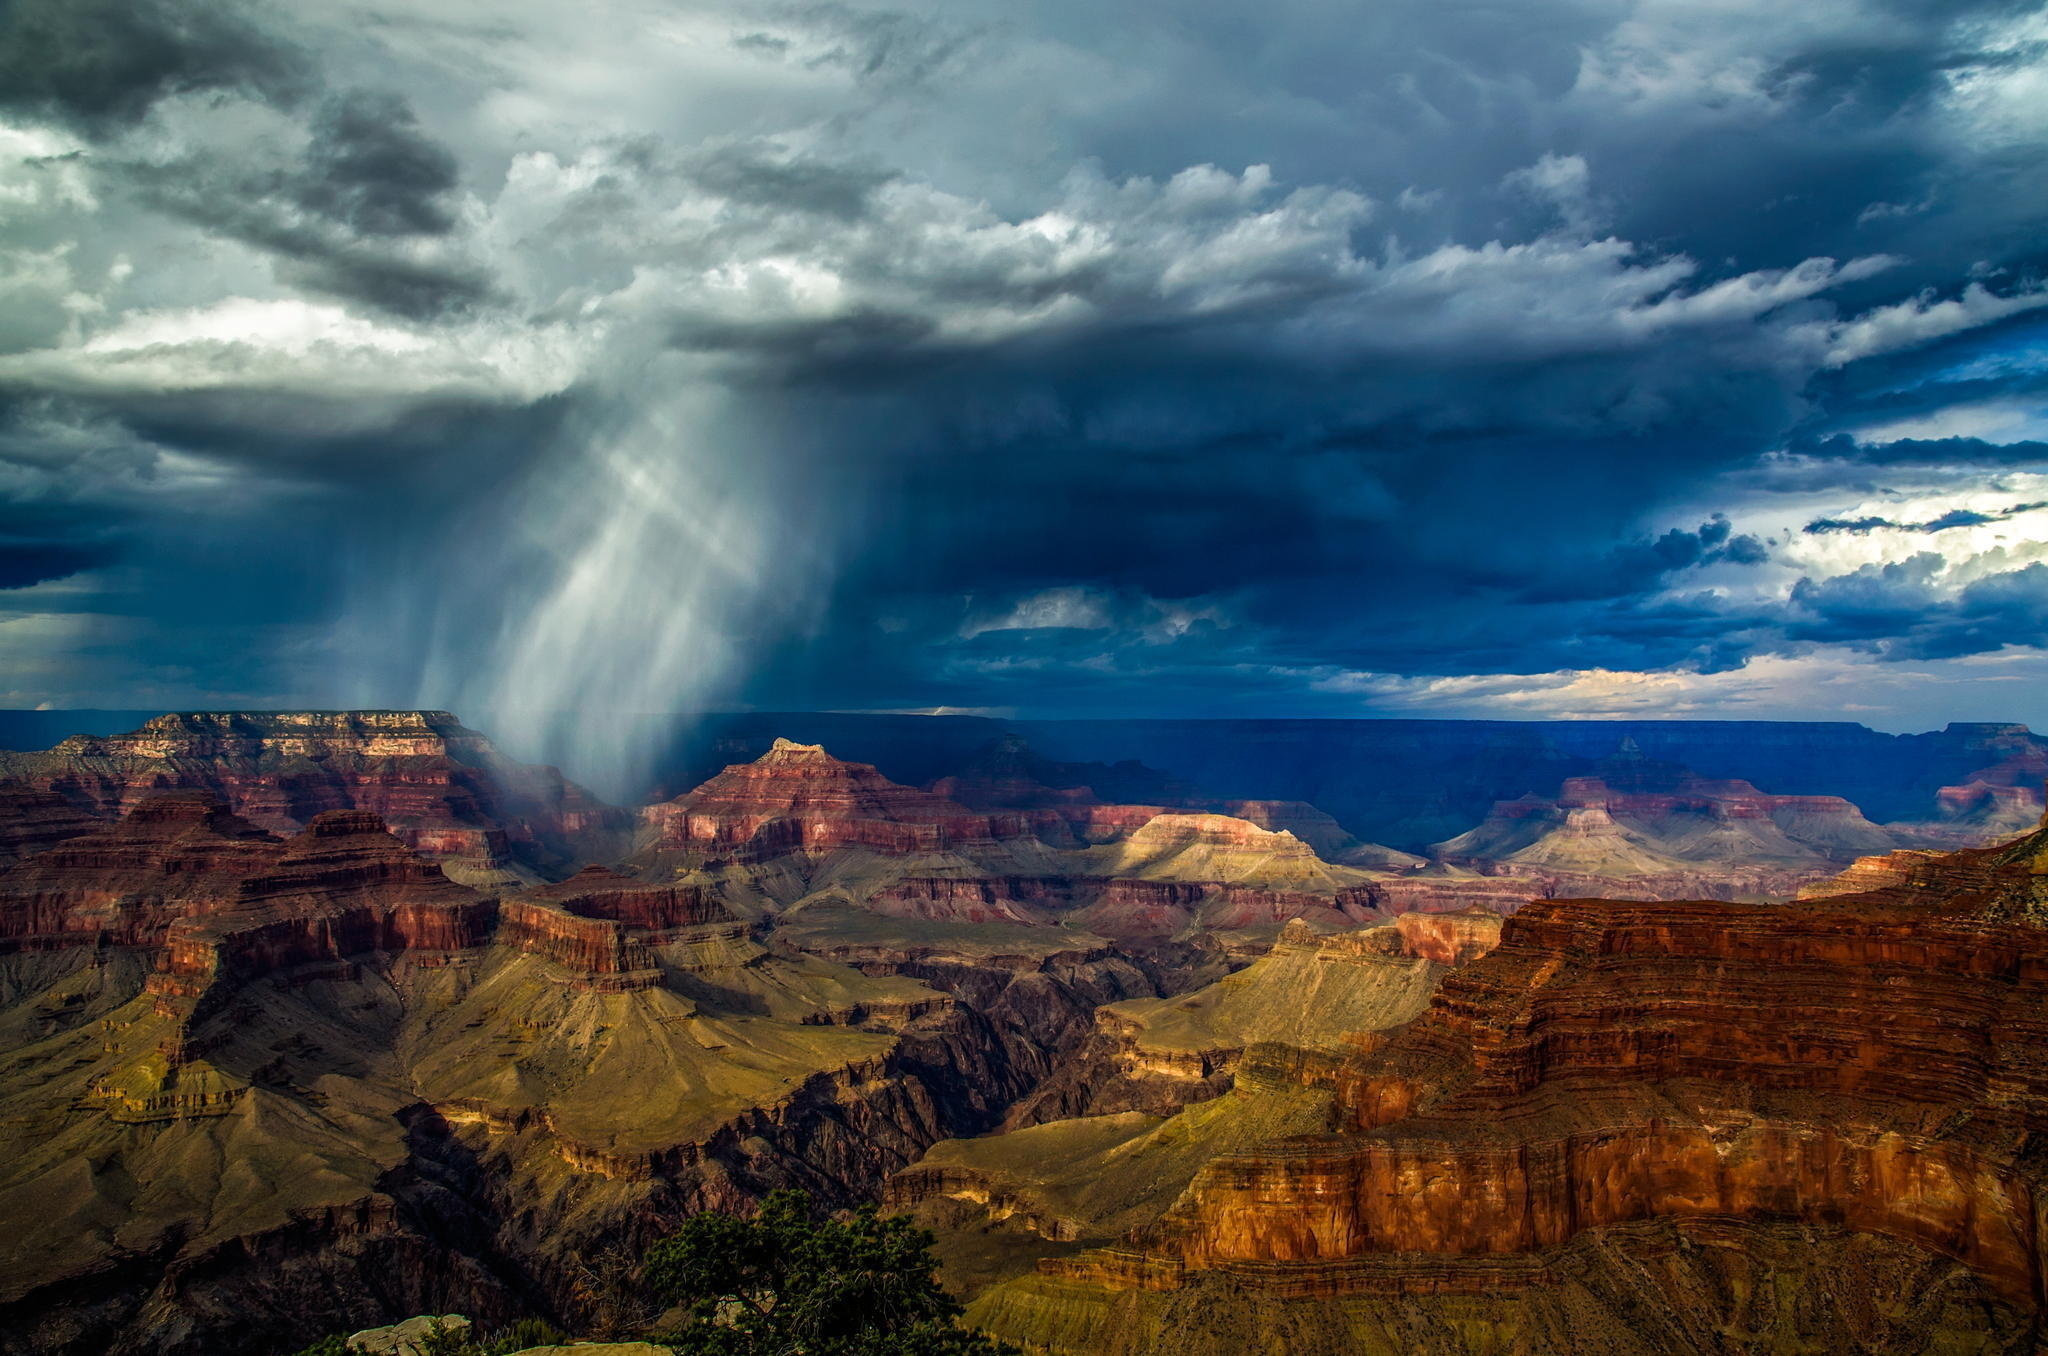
[293,91,462,238]
[0,538,117,589]
[2,0,2045,731]
[1808,502,2048,534]
[1789,557,2048,658]
[686,144,897,220]
[1511,517,1771,604]
[0,0,310,132]
[119,87,490,318]
[1785,433,2048,470]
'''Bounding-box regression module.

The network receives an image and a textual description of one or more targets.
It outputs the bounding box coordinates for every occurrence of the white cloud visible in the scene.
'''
[1815,283,2048,367]
[1307,648,2048,729]
[0,297,585,402]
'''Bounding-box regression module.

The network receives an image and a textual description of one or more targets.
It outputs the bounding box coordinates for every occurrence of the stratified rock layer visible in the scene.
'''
[971,812,2048,1354]
[0,711,627,878]
[639,739,1032,862]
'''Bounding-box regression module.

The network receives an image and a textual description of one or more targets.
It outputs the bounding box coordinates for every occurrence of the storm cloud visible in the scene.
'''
[0,0,2045,783]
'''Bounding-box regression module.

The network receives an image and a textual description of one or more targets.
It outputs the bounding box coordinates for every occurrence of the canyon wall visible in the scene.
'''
[968,815,2048,1354]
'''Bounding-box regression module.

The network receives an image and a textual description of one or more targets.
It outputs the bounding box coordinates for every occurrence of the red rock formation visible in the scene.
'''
[0,782,99,865]
[1359,873,1545,917]
[145,809,495,1030]
[865,876,1067,925]
[1022,820,2048,1338]
[0,710,629,874]
[0,791,279,949]
[1388,906,1505,965]
[1057,880,1199,937]
[495,898,658,985]
[521,864,734,933]
[640,739,1032,862]
[493,866,741,986]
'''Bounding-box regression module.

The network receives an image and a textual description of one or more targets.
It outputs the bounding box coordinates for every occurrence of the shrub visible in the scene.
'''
[643,1190,1015,1356]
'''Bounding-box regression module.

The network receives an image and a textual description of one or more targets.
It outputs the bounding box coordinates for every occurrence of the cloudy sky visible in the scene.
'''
[1,0,2045,777]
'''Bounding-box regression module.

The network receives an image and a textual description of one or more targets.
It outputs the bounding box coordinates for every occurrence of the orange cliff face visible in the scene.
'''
[638,738,1034,861]
[496,866,746,985]
[1026,822,2048,1327]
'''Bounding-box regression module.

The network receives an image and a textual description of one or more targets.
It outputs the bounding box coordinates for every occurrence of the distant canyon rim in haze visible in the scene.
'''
[0,0,2045,1354]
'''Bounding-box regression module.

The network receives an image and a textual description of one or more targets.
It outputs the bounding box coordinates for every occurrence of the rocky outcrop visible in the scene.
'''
[347,1314,471,1355]
[862,876,1067,925]
[638,740,1033,864]
[927,736,1419,864]
[0,711,629,878]
[1060,815,1426,941]
[972,818,2048,1353]
[0,791,279,949]
[145,809,496,1032]
[1891,753,2047,848]
[494,869,741,986]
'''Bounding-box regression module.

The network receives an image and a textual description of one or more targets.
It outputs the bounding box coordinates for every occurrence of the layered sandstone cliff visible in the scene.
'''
[638,739,1034,863]
[969,811,2048,1354]
[0,783,99,864]
[0,711,628,879]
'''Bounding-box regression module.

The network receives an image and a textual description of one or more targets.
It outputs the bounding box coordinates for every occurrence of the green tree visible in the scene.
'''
[643,1190,1015,1356]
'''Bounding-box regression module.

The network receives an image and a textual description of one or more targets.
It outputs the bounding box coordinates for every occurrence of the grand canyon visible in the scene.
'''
[6,0,2043,1351]
[1,709,2045,1354]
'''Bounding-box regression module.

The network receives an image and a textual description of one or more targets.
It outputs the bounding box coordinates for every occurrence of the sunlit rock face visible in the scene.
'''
[970,818,2048,1355]
[638,738,1035,862]
[0,711,628,881]
[927,735,1417,865]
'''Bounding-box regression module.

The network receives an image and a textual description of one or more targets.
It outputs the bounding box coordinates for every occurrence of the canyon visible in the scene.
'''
[964,812,2048,1355]
[0,709,2043,1355]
